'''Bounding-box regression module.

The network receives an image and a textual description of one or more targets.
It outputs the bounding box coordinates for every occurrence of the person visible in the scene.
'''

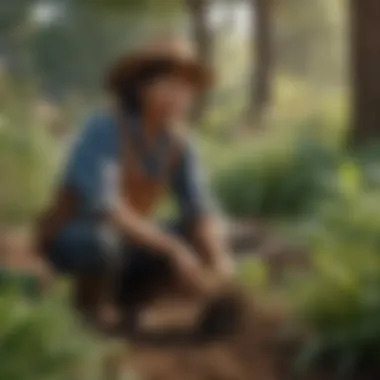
[36,39,235,331]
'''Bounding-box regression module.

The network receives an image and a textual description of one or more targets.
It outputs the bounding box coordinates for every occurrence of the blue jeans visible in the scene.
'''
[47,219,191,309]
[47,219,188,274]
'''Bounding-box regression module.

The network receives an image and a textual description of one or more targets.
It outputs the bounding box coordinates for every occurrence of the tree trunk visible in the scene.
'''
[187,0,212,65]
[249,0,273,127]
[187,0,212,119]
[351,0,380,145]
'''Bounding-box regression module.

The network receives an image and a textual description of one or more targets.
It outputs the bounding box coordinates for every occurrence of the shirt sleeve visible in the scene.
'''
[62,116,120,214]
[171,142,217,222]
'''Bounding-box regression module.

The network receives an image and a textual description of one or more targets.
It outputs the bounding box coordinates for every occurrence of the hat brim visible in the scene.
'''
[106,52,214,96]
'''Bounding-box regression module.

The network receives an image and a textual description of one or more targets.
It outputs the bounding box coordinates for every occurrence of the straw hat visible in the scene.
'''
[106,38,214,96]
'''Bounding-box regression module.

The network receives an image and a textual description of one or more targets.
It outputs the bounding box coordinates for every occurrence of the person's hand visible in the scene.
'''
[167,243,218,297]
[211,252,236,280]
[168,243,202,279]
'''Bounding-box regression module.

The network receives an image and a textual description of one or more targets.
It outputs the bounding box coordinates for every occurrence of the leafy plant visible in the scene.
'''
[291,180,380,376]
[213,133,339,218]
[0,285,122,380]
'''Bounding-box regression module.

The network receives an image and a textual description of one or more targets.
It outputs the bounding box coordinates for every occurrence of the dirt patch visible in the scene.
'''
[127,292,310,380]
[126,288,374,380]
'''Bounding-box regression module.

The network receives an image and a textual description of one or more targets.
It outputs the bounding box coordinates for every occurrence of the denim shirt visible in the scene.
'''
[62,111,215,222]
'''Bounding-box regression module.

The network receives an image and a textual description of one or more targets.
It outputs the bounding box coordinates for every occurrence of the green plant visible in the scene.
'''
[292,187,380,376]
[0,285,121,380]
[0,103,61,225]
[213,133,339,218]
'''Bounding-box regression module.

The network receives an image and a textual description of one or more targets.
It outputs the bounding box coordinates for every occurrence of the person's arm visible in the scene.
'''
[172,142,235,278]
[110,196,189,258]
[108,171,220,296]
[192,213,234,277]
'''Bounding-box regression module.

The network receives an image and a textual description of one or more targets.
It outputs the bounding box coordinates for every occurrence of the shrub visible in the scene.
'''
[0,285,121,380]
[0,115,60,225]
[213,134,339,219]
[292,188,380,376]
